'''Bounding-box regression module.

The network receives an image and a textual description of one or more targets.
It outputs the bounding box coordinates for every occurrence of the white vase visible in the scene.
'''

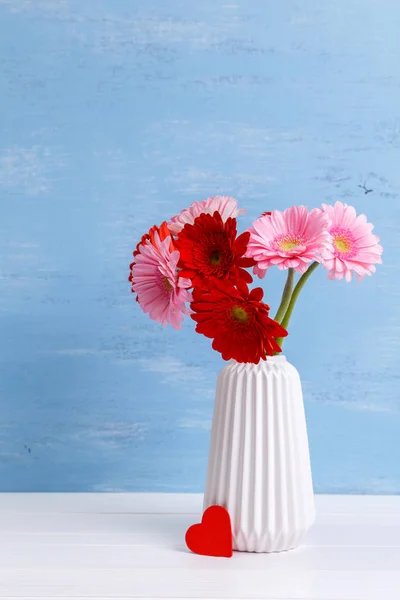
[203,355,315,553]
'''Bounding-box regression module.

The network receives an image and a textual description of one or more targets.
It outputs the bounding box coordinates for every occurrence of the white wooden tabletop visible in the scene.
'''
[0,493,399,600]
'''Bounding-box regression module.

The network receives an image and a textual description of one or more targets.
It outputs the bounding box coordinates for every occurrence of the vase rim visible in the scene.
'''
[230,355,286,365]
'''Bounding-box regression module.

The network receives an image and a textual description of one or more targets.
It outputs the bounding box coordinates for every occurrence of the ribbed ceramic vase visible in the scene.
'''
[203,355,315,553]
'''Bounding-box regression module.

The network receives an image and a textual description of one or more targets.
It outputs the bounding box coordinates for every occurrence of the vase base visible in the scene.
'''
[233,543,299,554]
[232,521,315,553]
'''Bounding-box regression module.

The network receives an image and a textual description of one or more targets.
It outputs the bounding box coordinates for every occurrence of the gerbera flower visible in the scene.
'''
[321,201,383,282]
[174,211,256,288]
[130,231,192,329]
[168,196,245,235]
[129,221,175,300]
[190,278,288,363]
[246,205,332,277]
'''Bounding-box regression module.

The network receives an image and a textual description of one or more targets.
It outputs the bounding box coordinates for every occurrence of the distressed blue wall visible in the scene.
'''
[0,0,399,493]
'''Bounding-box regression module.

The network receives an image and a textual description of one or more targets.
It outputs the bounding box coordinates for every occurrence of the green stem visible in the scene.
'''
[276,261,320,349]
[274,268,295,324]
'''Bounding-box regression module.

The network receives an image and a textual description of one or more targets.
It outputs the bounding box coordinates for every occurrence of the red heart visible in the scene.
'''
[185,505,233,558]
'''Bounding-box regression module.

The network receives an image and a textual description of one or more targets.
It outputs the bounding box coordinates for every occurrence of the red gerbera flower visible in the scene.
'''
[174,211,255,288]
[129,221,175,301]
[190,278,288,364]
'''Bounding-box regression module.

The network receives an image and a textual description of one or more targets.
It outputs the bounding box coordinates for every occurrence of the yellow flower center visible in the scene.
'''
[231,306,248,322]
[334,237,351,254]
[280,240,298,250]
[161,275,173,292]
[277,234,302,251]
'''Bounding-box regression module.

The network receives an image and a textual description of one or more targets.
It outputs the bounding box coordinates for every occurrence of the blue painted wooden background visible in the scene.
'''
[0,0,399,492]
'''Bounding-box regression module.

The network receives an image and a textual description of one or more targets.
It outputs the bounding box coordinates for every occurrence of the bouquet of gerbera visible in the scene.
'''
[129,197,382,364]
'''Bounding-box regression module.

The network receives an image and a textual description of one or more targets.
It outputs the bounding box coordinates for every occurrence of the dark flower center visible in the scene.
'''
[209,249,222,265]
[190,231,234,280]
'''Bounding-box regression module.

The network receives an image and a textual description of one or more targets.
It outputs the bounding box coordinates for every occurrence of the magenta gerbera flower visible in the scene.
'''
[321,201,383,282]
[168,196,245,235]
[246,205,332,276]
[130,232,192,329]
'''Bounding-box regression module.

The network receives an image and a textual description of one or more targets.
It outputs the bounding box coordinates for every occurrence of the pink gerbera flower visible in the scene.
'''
[321,201,383,282]
[168,196,245,235]
[130,232,192,329]
[246,205,332,276]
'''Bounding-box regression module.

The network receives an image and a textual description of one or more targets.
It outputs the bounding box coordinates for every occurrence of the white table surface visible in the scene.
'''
[0,493,399,600]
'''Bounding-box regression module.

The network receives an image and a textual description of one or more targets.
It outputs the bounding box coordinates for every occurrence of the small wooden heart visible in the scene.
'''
[185,505,233,558]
